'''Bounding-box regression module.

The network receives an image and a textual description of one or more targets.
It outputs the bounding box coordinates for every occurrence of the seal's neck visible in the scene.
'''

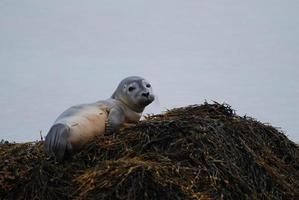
[112,96,144,113]
[127,104,144,113]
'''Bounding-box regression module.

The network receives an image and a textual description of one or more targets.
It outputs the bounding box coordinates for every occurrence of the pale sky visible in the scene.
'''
[0,0,298,142]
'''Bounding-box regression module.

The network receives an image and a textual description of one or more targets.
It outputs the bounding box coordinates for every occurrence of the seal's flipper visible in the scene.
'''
[105,107,125,137]
[44,123,71,161]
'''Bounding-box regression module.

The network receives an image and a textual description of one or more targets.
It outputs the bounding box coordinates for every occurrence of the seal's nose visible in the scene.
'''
[142,92,150,98]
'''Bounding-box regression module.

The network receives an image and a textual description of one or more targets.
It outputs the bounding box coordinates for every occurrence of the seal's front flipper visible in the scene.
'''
[44,123,71,161]
[105,107,125,138]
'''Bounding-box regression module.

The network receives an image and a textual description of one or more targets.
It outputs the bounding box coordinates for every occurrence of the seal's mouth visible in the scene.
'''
[138,94,155,107]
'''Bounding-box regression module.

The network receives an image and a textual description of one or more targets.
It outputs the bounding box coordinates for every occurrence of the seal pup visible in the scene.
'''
[44,76,155,160]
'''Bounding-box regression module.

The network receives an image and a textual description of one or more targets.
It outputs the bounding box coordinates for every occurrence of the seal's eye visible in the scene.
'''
[146,84,151,88]
[128,86,136,92]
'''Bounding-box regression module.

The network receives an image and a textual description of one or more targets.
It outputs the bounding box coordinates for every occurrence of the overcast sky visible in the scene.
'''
[0,0,298,142]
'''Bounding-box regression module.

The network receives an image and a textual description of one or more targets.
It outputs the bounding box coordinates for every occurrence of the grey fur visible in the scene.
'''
[44,76,154,160]
[44,124,71,161]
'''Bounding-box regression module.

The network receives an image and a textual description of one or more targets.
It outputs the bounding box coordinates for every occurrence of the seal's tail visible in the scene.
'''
[44,123,71,161]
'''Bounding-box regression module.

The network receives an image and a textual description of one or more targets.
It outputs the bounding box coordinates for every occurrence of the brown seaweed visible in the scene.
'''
[1,102,298,199]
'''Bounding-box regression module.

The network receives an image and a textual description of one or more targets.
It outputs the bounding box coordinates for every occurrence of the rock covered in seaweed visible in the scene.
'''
[0,102,298,200]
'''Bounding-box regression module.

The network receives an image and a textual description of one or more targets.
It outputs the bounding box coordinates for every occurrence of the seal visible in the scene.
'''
[44,76,155,160]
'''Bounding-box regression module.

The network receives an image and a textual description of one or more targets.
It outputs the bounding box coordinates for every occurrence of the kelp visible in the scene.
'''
[1,102,298,199]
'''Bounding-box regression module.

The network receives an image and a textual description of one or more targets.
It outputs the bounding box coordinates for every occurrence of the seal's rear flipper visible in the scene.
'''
[44,123,71,161]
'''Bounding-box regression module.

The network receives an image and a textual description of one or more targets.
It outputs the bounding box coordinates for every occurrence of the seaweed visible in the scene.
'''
[1,102,298,199]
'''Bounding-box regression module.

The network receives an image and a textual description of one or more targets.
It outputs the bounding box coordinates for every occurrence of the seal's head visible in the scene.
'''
[112,76,155,112]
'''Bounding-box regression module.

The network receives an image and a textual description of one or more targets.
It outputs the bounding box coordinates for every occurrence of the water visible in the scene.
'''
[0,0,298,142]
